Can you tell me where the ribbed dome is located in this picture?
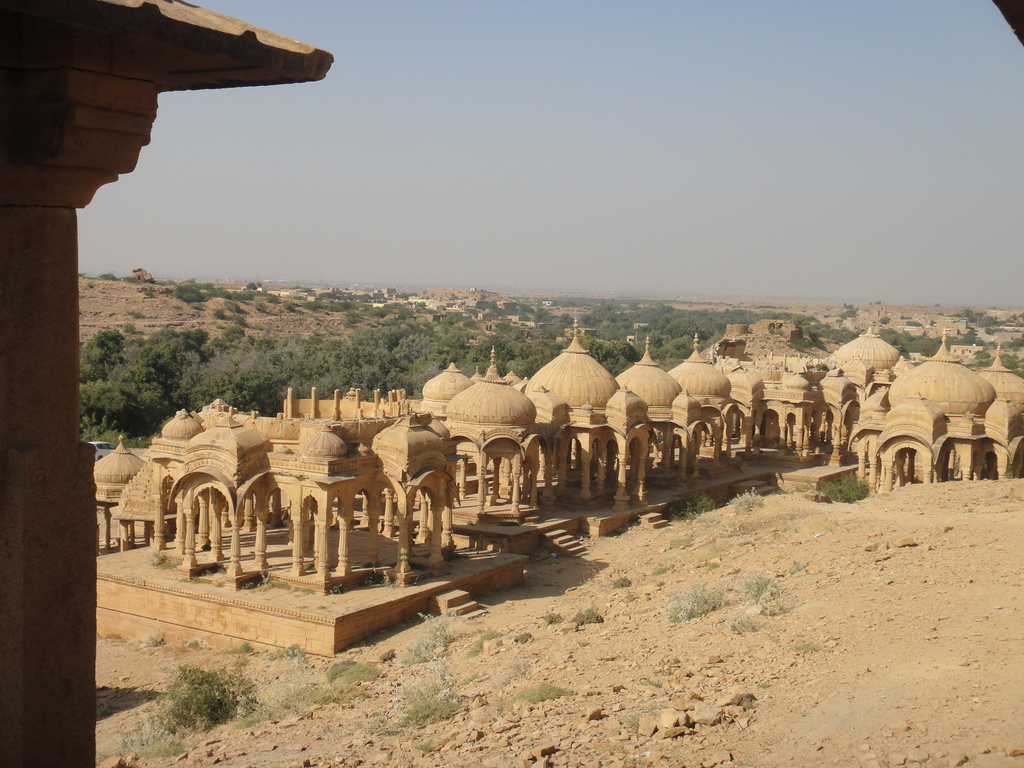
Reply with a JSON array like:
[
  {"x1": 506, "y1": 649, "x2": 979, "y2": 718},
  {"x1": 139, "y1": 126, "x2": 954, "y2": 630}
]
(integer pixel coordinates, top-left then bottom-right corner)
[
  {"x1": 667, "y1": 335, "x2": 732, "y2": 399},
  {"x1": 979, "y1": 347, "x2": 1024, "y2": 406},
  {"x1": 615, "y1": 339, "x2": 681, "y2": 409},
  {"x1": 447, "y1": 351, "x2": 537, "y2": 426},
  {"x1": 888, "y1": 335, "x2": 996, "y2": 417},
  {"x1": 782, "y1": 372, "x2": 812, "y2": 391},
  {"x1": 187, "y1": 413, "x2": 269, "y2": 455},
  {"x1": 422, "y1": 363, "x2": 473, "y2": 403},
  {"x1": 161, "y1": 409, "x2": 204, "y2": 440},
  {"x1": 727, "y1": 368, "x2": 764, "y2": 399},
  {"x1": 526, "y1": 330, "x2": 619, "y2": 409},
  {"x1": 504, "y1": 370, "x2": 523, "y2": 386},
  {"x1": 832, "y1": 328, "x2": 900, "y2": 372},
  {"x1": 303, "y1": 423, "x2": 346, "y2": 458},
  {"x1": 94, "y1": 436, "x2": 145, "y2": 486}
]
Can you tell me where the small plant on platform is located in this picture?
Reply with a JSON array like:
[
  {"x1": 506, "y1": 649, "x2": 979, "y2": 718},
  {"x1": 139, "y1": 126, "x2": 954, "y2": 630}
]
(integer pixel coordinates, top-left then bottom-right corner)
[
  {"x1": 733, "y1": 490, "x2": 765, "y2": 512},
  {"x1": 666, "y1": 583, "x2": 727, "y2": 623},
  {"x1": 147, "y1": 549, "x2": 167, "y2": 567},
  {"x1": 820, "y1": 474, "x2": 871, "y2": 503},
  {"x1": 401, "y1": 613, "x2": 461, "y2": 664}
]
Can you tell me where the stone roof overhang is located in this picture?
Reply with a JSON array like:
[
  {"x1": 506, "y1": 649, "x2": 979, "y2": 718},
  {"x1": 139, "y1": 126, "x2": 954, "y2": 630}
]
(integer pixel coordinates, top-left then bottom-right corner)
[{"x1": 0, "y1": 0, "x2": 333, "y2": 90}]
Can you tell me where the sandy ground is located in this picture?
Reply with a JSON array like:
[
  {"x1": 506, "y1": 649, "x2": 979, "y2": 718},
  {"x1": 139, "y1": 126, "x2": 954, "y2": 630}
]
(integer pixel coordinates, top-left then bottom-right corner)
[{"x1": 96, "y1": 479, "x2": 1024, "y2": 768}]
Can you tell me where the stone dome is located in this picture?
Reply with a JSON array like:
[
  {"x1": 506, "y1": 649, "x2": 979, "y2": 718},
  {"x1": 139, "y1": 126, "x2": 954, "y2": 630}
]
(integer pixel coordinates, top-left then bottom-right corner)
[
  {"x1": 447, "y1": 352, "x2": 537, "y2": 427},
  {"x1": 832, "y1": 328, "x2": 901, "y2": 372},
  {"x1": 782, "y1": 372, "x2": 812, "y2": 391},
  {"x1": 504, "y1": 370, "x2": 523, "y2": 386},
  {"x1": 727, "y1": 368, "x2": 764, "y2": 400},
  {"x1": 187, "y1": 413, "x2": 269, "y2": 456},
  {"x1": 161, "y1": 409, "x2": 204, "y2": 440},
  {"x1": 302, "y1": 423, "x2": 346, "y2": 458},
  {"x1": 979, "y1": 348, "x2": 1024, "y2": 406},
  {"x1": 525, "y1": 329, "x2": 619, "y2": 409},
  {"x1": 888, "y1": 335, "x2": 996, "y2": 418},
  {"x1": 94, "y1": 436, "x2": 145, "y2": 486},
  {"x1": 667, "y1": 335, "x2": 732, "y2": 400},
  {"x1": 615, "y1": 339, "x2": 681, "y2": 409},
  {"x1": 422, "y1": 363, "x2": 473, "y2": 403}
]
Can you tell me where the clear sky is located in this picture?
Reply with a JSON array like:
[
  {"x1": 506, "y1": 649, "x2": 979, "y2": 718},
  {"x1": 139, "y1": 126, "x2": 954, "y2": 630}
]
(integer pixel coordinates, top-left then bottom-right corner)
[{"x1": 78, "y1": 1, "x2": 1024, "y2": 306}]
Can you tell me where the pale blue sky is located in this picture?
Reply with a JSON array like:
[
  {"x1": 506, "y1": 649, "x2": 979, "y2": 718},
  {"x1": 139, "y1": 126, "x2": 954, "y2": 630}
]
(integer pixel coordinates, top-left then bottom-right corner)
[{"x1": 79, "y1": 1, "x2": 1024, "y2": 306}]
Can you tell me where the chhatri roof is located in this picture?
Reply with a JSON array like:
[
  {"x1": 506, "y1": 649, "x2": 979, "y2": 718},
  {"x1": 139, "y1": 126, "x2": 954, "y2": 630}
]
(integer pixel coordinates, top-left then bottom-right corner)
[
  {"x1": 94, "y1": 436, "x2": 145, "y2": 486},
  {"x1": 832, "y1": 328, "x2": 901, "y2": 372},
  {"x1": 888, "y1": 332, "x2": 996, "y2": 418},
  {"x1": 667, "y1": 335, "x2": 732, "y2": 400},
  {"x1": 161, "y1": 409, "x2": 204, "y2": 440},
  {"x1": 978, "y1": 346, "x2": 1024, "y2": 406},
  {"x1": 422, "y1": 363, "x2": 474, "y2": 403},
  {"x1": 447, "y1": 349, "x2": 537, "y2": 427},
  {"x1": 615, "y1": 337, "x2": 681, "y2": 409},
  {"x1": 525, "y1": 321, "x2": 619, "y2": 409}
]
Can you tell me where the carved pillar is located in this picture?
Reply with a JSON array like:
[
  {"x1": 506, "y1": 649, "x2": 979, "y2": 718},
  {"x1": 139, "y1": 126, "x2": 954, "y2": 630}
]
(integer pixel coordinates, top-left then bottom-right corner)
[
  {"x1": 103, "y1": 510, "x2": 112, "y2": 553},
  {"x1": 395, "y1": 502, "x2": 412, "y2": 582},
  {"x1": 243, "y1": 495, "x2": 256, "y2": 533},
  {"x1": 442, "y1": 491, "x2": 455, "y2": 551},
  {"x1": 197, "y1": 492, "x2": 210, "y2": 549},
  {"x1": 613, "y1": 442, "x2": 630, "y2": 511},
  {"x1": 367, "y1": 492, "x2": 380, "y2": 566},
  {"x1": 635, "y1": 433, "x2": 648, "y2": 503},
  {"x1": 175, "y1": 499, "x2": 186, "y2": 556},
  {"x1": 290, "y1": 509, "x2": 306, "y2": 576},
  {"x1": 579, "y1": 440, "x2": 592, "y2": 502},
  {"x1": 181, "y1": 502, "x2": 198, "y2": 572},
  {"x1": 542, "y1": 446, "x2": 557, "y2": 505},
  {"x1": 210, "y1": 494, "x2": 223, "y2": 561},
  {"x1": 457, "y1": 459, "x2": 467, "y2": 505},
  {"x1": 336, "y1": 497, "x2": 351, "y2": 577},
  {"x1": 477, "y1": 448, "x2": 489, "y2": 515},
  {"x1": 383, "y1": 489, "x2": 397, "y2": 537},
  {"x1": 254, "y1": 511, "x2": 269, "y2": 572},
  {"x1": 153, "y1": 488, "x2": 166, "y2": 551},
  {"x1": 316, "y1": 508, "x2": 330, "y2": 579},
  {"x1": 511, "y1": 453, "x2": 523, "y2": 515},
  {"x1": 227, "y1": 505, "x2": 243, "y2": 578},
  {"x1": 428, "y1": 493, "x2": 444, "y2": 572}
]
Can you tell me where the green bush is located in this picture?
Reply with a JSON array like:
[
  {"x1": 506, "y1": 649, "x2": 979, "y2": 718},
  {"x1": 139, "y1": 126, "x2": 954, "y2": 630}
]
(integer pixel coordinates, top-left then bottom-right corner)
[
  {"x1": 732, "y1": 490, "x2": 765, "y2": 512},
  {"x1": 514, "y1": 683, "x2": 574, "y2": 704},
  {"x1": 663, "y1": 495, "x2": 717, "y2": 521},
  {"x1": 666, "y1": 583, "x2": 727, "y2": 623},
  {"x1": 162, "y1": 665, "x2": 258, "y2": 732},
  {"x1": 466, "y1": 631, "x2": 502, "y2": 658},
  {"x1": 401, "y1": 613, "x2": 461, "y2": 664},
  {"x1": 400, "y1": 662, "x2": 460, "y2": 726},
  {"x1": 820, "y1": 473, "x2": 870, "y2": 503},
  {"x1": 326, "y1": 662, "x2": 381, "y2": 685},
  {"x1": 570, "y1": 606, "x2": 604, "y2": 627}
]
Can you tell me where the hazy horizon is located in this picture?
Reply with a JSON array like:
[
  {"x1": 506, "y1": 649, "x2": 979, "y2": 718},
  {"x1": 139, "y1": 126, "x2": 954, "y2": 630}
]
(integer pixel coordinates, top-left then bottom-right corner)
[{"x1": 78, "y1": 1, "x2": 1024, "y2": 307}]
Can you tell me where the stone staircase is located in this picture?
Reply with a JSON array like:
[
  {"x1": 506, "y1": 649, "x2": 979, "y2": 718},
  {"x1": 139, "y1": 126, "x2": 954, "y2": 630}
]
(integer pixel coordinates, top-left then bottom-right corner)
[
  {"x1": 429, "y1": 589, "x2": 487, "y2": 619},
  {"x1": 542, "y1": 528, "x2": 587, "y2": 557},
  {"x1": 639, "y1": 511, "x2": 670, "y2": 529},
  {"x1": 730, "y1": 478, "x2": 776, "y2": 498},
  {"x1": 117, "y1": 466, "x2": 161, "y2": 520}
]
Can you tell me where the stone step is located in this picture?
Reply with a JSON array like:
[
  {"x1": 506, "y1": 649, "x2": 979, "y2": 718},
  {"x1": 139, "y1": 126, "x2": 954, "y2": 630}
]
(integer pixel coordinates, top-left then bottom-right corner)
[
  {"x1": 542, "y1": 528, "x2": 587, "y2": 557},
  {"x1": 639, "y1": 512, "x2": 670, "y2": 529},
  {"x1": 522, "y1": 515, "x2": 540, "y2": 525},
  {"x1": 429, "y1": 589, "x2": 474, "y2": 614},
  {"x1": 459, "y1": 607, "x2": 489, "y2": 620}
]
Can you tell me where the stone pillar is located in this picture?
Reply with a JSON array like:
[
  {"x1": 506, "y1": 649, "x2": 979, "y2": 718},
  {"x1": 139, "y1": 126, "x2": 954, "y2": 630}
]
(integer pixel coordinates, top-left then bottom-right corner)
[
  {"x1": 579, "y1": 443, "x2": 592, "y2": 502},
  {"x1": 227, "y1": 506, "x2": 243, "y2": 578},
  {"x1": 613, "y1": 444, "x2": 630, "y2": 511},
  {"x1": 243, "y1": 496, "x2": 256, "y2": 533},
  {"x1": 442, "y1": 492, "x2": 455, "y2": 551},
  {"x1": 635, "y1": 433, "x2": 648, "y2": 503},
  {"x1": 336, "y1": 501, "x2": 351, "y2": 577},
  {"x1": 395, "y1": 505, "x2": 412, "y2": 582},
  {"x1": 103, "y1": 510, "x2": 112, "y2": 553},
  {"x1": 290, "y1": 512, "x2": 306, "y2": 577},
  {"x1": 428, "y1": 494, "x2": 444, "y2": 572},
  {"x1": 181, "y1": 505, "x2": 198, "y2": 572},
  {"x1": 253, "y1": 513, "x2": 269, "y2": 572},
  {"x1": 195, "y1": 492, "x2": 209, "y2": 549},
  {"x1": 457, "y1": 459, "x2": 467, "y2": 505},
  {"x1": 857, "y1": 447, "x2": 867, "y2": 480},
  {"x1": 542, "y1": 447, "x2": 557, "y2": 505},
  {"x1": 381, "y1": 490, "x2": 394, "y2": 537},
  {"x1": 511, "y1": 453, "x2": 523, "y2": 515},
  {"x1": 175, "y1": 501, "x2": 186, "y2": 556},
  {"x1": 316, "y1": 513, "x2": 330, "y2": 579},
  {"x1": 210, "y1": 495, "x2": 223, "y2": 561},
  {"x1": 477, "y1": 449, "x2": 489, "y2": 516},
  {"x1": 367, "y1": 493, "x2": 380, "y2": 566}
]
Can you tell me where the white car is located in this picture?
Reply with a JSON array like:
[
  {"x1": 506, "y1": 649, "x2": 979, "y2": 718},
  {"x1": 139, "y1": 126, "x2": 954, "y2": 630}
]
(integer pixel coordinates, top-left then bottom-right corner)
[{"x1": 88, "y1": 441, "x2": 117, "y2": 461}]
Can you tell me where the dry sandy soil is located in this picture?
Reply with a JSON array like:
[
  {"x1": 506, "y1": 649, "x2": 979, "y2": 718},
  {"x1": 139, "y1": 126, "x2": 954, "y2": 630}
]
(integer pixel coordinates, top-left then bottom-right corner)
[{"x1": 96, "y1": 480, "x2": 1024, "y2": 768}]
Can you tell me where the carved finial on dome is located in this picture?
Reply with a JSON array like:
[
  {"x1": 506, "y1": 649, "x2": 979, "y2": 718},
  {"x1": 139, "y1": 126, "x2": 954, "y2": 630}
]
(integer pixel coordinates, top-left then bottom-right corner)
[
  {"x1": 573, "y1": 316, "x2": 580, "y2": 338},
  {"x1": 990, "y1": 345, "x2": 1009, "y2": 371},
  {"x1": 490, "y1": 346, "x2": 496, "y2": 367},
  {"x1": 693, "y1": 333, "x2": 700, "y2": 352},
  {"x1": 645, "y1": 336, "x2": 651, "y2": 354}
]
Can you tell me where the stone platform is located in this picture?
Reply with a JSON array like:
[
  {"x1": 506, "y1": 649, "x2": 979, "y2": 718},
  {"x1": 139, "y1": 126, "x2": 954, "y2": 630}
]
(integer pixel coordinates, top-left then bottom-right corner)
[{"x1": 97, "y1": 545, "x2": 525, "y2": 656}]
